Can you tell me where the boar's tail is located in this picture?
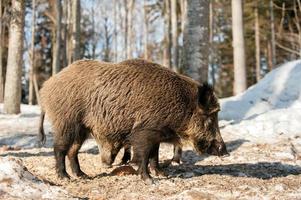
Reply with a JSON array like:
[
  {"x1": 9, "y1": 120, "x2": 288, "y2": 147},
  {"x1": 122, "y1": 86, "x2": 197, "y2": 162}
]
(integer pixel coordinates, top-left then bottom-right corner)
[{"x1": 38, "y1": 110, "x2": 46, "y2": 147}]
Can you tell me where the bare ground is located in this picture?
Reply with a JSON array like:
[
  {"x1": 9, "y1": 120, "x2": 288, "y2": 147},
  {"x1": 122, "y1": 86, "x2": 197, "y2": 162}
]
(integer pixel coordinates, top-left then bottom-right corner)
[{"x1": 1, "y1": 129, "x2": 301, "y2": 200}]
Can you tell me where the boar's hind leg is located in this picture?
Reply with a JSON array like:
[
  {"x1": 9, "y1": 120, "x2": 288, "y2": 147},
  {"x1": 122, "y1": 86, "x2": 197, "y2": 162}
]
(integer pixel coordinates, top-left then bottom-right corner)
[
  {"x1": 53, "y1": 129, "x2": 72, "y2": 179},
  {"x1": 67, "y1": 126, "x2": 89, "y2": 178}
]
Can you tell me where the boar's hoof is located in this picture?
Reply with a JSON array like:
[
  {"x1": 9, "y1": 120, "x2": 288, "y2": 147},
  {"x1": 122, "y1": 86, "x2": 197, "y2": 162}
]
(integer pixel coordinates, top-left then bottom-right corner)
[
  {"x1": 75, "y1": 171, "x2": 89, "y2": 179},
  {"x1": 151, "y1": 167, "x2": 166, "y2": 177},
  {"x1": 142, "y1": 176, "x2": 154, "y2": 185},
  {"x1": 57, "y1": 172, "x2": 71, "y2": 180},
  {"x1": 118, "y1": 159, "x2": 129, "y2": 166},
  {"x1": 161, "y1": 159, "x2": 180, "y2": 168},
  {"x1": 170, "y1": 158, "x2": 181, "y2": 165}
]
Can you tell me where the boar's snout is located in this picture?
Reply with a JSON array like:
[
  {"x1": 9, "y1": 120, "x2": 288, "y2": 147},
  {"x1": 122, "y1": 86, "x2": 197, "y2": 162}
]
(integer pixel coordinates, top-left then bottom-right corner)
[{"x1": 207, "y1": 139, "x2": 229, "y2": 157}]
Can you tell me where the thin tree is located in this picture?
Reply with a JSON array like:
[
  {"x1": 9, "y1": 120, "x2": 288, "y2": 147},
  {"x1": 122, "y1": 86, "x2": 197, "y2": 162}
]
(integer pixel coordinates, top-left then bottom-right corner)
[
  {"x1": 52, "y1": 0, "x2": 62, "y2": 75},
  {"x1": 72, "y1": 0, "x2": 81, "y2": 61},
  {"x1": 124, "y1": 0, "x2": 128, "y2": 59},
  {"x1": 270, "y1": 0, "x2": 276, "y2": 67},
  {"x1": 29, "y1": 0, "x2": 36, "y2": 105},
  {"x1": 114, "y1": 0, "x2": 118, "y2": 61},
  {"x1": 163, "y1": 0, "x2": 171, "y2": 68},
  {"x1": 0, "y1": 0, "x2": 3, "y2": 103},
  {"x1": 61, "y1": 0, "x2": 68, "y2": 67},
  {"x1": 171, "y1": 0, "x2": 178, "y2": 71},
  {"x1": 143, "y1": 0, "x2": 149, "y2": 60},
  {"x1": 4, "y1": 0, "x2": 25, "y2": 114},
  {"x1": 127, "y1": 0, "x2": 135, "y2": 59},
  {"x1": 255, "y1": 0, "x2": 261, "y2": 81},
  {"x1": 232, "y1": 0, "x2": 247, "y2": 94},
  {"x1": 183, "y1": 0, "x2": 209, "y2": 82},
  {"x1": 209, "y1": 0, "x2": 215, "y2": 86}
]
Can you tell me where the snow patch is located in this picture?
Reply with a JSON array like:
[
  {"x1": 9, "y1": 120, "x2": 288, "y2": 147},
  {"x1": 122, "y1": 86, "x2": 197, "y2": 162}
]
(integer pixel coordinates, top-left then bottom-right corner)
[
  {"x1": 0, "y1": 157, "x2": 73, "y2": 199},
  {"x1": 220, "y1": 60, "x2": 301, "y2": 142}
]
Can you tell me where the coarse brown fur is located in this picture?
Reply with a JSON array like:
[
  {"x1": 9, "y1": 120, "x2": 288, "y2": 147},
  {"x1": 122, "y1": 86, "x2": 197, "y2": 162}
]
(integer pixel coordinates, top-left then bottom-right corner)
[{"x1": 39, "y1": 58, "x2": 228, "y2": 182}]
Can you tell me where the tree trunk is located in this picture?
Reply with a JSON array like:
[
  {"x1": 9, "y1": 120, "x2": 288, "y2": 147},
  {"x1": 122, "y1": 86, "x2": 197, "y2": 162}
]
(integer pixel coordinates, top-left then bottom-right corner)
[
  {"x1": 72, "y1": 0, "x2": 80, "y2": 61},
  {"x1": 270, "y1": 0, "x2": 276, "y2": 67},
  {"x1": 114, "y1": 0, "x2": 118, "y2": 62},
  {"x1": 124, "y1": 0, "x2": 128, "y2": 59},
  {"x1": 52, "y1": 0, "x2": 62, "y2": 75},
  {"x1": 163, "y1": 0, "x2": 171, "y2": 68},
  {"x1": 209, "y1": 0, "x2": 215, "y2": 86},
  {"x1": 4, "y1": 0, "x2": 25, "y2": 114},
  {"x1": 143, "y1": 0, "x2": 148, "y2": 60},
  {"x1": 232, "y1": 0, "x2": 247, "y2": 94},
  {"x1": 103, "y1": 18, "x2": 110, "y2": 62},
  {"x1": 267, "y1": 40, "x2": 273, "y2": 71},
  {"x1": 61, "y1": 0, "x2": 68, "y2": 67},
  {"x1": 255, "y1": 1, "x2": 261, "y2": 81},
  {"x1": 0, "y1": 0, "x2": 4, "y2": 103},
  {"x1": 171, "y1": 0, "x2": 178, "y2": 71},
  {"x1": 127, "y1": 0, "x2": 134, "y2": 59},
  {"x1": 29, "y1": 0, "x2": 36, "y2": 105},
  {"x1": 67, "y1": 1, "x2": 72, "y2": 64},
  {"x1": 183, "y1": 0, "x2": 209, "y2": 83}
]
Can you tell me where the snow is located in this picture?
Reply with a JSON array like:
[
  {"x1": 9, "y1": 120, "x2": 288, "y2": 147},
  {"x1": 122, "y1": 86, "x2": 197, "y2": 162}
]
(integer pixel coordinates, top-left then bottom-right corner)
[
  {"x1": 220, "y1": 60, "x2": 301, "y2": 142},
  {"x1": 0, "y1": 157, "x2": 73, "y2": 199}
]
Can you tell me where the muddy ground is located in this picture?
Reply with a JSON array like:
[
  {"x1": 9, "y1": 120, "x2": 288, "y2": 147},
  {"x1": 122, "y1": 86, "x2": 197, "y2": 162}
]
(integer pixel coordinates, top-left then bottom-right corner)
[{"x1": 1, "y1": 128, "x2": 301, "y2": 200}]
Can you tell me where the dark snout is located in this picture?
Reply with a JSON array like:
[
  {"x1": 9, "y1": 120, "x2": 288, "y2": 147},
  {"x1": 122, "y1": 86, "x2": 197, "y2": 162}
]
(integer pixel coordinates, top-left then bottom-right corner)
[{"x1": 207, "y1": 139, "x2": 229, "y2": 157}]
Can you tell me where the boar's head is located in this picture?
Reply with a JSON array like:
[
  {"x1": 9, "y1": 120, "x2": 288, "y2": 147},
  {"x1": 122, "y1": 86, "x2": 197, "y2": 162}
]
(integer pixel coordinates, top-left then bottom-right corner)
[{"x1": 185, "y1": 83, "x2": 229, "y2": 157}]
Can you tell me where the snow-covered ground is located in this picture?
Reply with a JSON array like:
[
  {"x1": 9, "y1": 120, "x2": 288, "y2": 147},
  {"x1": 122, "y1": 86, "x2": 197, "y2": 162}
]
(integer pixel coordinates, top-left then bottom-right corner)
[
  {"x1": 0, "y1": 60, "x2": 301, "y2": 199},
  {"x1": 220, "y1": 60, "x2": 301, "y2": 143},
  {"x1": 0, "y1": 157, "x2": 74, "y2": 199}
]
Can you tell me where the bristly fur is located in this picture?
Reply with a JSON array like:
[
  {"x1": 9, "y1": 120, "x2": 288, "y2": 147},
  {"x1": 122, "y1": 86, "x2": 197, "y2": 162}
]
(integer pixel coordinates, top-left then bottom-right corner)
[{"x1": 39, "y1": 58, "x2": 222, "y2": 179}]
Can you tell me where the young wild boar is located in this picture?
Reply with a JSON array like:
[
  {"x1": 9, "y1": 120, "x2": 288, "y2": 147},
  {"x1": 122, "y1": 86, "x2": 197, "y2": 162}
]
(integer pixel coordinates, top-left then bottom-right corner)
[{"x1": 38, "y1": 59, "x2": 228, "y2": 183}]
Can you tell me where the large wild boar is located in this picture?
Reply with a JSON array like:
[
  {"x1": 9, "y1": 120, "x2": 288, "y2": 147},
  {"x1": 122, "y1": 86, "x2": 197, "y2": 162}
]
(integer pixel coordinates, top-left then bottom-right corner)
[{"x1": 38, "y1": 59, "x2": 228, "y2": 183}]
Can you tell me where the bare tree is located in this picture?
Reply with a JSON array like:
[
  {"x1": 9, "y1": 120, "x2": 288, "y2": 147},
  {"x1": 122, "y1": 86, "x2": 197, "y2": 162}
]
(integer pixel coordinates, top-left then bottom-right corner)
[
  {"x1": 127, "y1": 0, "x2": 135, "y2": 59},
  {"x1": 29, "y1": 0, "x2": 36, "y2": 105},
  {"x1": 232, "y1": 0, "x2": 247, "y2": 94},
  {"x1": 143, "y1": 0, "x2": 149, "y2": 60},
  {"x1": 61, "y1": 0, "x2": 68, "y2": 67},
  {"x1": 255, "y1": 0, "x2": 261, "y2": 81},
  {"x1": 171, "y1": 0, "x2": 178, "y2": 71},
  {"x1": 183, "y1": 0, "x2": 209, "y2": 82},
  {"x1": 103, "y1": 17, "x2": 112, "y2": 62},
  {"x1": 4, "y1": 0, "x2": 25, "y2": 114},
  {"x1": 270, "y1": 0, "x2": 276, "y2": 67},
  {"x1": 124, "y1": 0, "x2": 128, "y2": 59},
  {"x1": 52, "y1": 0, "x2": 62, "y2": 75},
  {"x1": 114, "y1": 0, "x2": 118, "y2": 61},
  {"x1": 72, "y1": 0, "x2": 81, "y2": 61},
  {"x1": 0, "y1": 0, "x2": 3, "y2": 103},
  {"x1": 163, "y1": 0, "x2": 171, "y2": 68}
]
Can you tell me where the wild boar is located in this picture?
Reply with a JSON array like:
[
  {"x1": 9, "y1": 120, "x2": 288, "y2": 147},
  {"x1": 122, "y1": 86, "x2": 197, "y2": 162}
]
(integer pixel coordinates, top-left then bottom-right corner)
[{"x1": 38, "y1": 59, "x2": 228, "y2": 183}]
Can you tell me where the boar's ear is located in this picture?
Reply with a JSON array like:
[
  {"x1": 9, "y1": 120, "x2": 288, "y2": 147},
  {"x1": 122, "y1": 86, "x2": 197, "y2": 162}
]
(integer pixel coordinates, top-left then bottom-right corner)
[{"x1": 197, "y1": 83, "x2": 216, "y2": 109}]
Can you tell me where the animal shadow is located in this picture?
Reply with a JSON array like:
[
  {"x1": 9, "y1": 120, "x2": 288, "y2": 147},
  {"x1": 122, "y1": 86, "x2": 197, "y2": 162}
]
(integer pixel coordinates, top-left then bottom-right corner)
[{"x1": 165, "y1": 162, "x2": 301, "y2": 180}]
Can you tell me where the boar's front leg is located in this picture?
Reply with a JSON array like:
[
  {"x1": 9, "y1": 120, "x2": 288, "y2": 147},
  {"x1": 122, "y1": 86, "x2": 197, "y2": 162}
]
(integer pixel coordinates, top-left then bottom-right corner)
[
  {"x1": 131, "y1": 129, "x2": 161, "y2": 184},
  {"x1": 119, "y1": 145, "x2": 131, "y2": 165},
  {"x1": 171, "y1": 144, "x2": 182, "y2": 164},
  {"x1": 149, "y1": 143, "x2": 166, "y2": 176}
]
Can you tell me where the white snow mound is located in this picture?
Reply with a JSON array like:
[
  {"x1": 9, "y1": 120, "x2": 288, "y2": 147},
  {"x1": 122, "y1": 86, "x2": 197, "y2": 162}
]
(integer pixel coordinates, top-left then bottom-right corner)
[
  {"x1": 220, "y1": 60, "x2": 301, "y2": 141},
  {"x1": 0, "y1": 157, "x2": 73, "y2": 199}
]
